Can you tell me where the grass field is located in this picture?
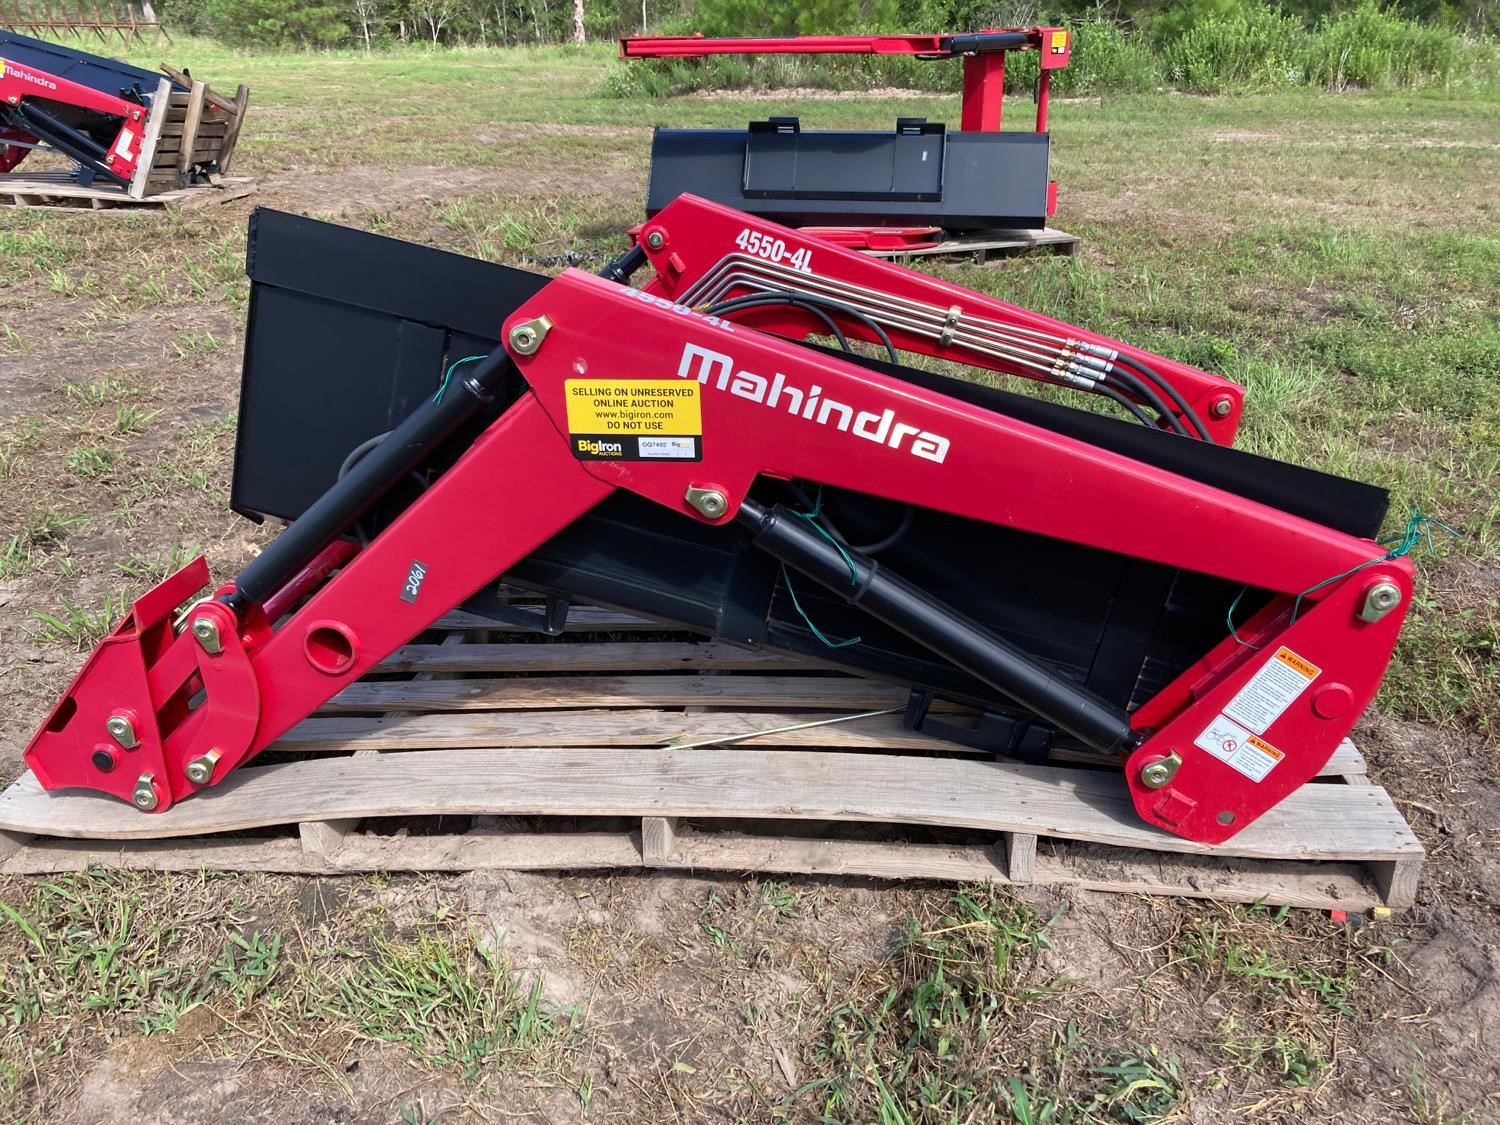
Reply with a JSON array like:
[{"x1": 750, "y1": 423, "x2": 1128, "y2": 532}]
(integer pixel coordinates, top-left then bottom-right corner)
[{"x1": 0, "y1": 43, "x2": 1496, "y2": 1123}]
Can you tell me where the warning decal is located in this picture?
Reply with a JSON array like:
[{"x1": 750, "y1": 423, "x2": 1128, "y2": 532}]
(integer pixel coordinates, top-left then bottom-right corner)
[
  {"x1": 564, "y1": 380, "x2": 702, "y2": 462},
  {"x1": 1194, "y1": 714, "x2": 1285, "y2": 782},
  {"x1": 1222, "y1": 646, "x2": 1321, "y2": 734}
]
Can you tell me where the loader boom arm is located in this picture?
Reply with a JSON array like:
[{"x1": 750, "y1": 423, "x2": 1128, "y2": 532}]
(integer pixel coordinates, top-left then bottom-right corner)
[{"x1": 23, "y1": 202, "x2": 1412, "y2": 846}]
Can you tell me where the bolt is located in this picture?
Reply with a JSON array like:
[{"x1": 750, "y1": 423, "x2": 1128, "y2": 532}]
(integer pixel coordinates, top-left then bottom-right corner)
[
  {"x1": 105, "y1": 154, "x2": 115, "y2": 164},
  {"x1": 185, "y1": 748, "x2": 222, "y2": 785},
  {"x1": 1139, "y1": 751, "x2": 1181, "y2": 791},
  {"x1": 645, "y1": 230, "x2": 665, "y2": 250},
  {"x1": 91, "y1": 748, "x2": 118, "y2": 773},
  {"x1": 1216, "y1": 810, "x2": 1236, "y2": 826},
  {"x1": 1359, "y1": 581, "x2": 1403, "y2": 623},
  {"x1": 685, "y1": 486, "x2": 728, "y2": 520},
  {"x1": 132, "y1": 772, "x2": 159, "y2": 811},
  {"x1": 191, "y1": 616, "x2": 222, "y2": 654},
  {"x1": 508, "y1": 315, "x2": 552, "y2": 357},
  {"x1": 105, "y1": 712, "x2": 139, "y2": 749},
  {"x1": 1210, "y1": 397, "x2": 1233, "y2": 419}
]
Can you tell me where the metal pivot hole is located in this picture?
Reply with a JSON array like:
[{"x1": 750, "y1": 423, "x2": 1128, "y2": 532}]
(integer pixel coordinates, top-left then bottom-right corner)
[
  {"x1": 132, "y1": 773, "x2": 159, "y2": 811},
  {"x1": 508, "y1": 315, "x2": 553, "y2": 357},
  {"x1": 185, "y1": 748, "x2": 222, "y2": 785},
  {"x1": 1210, "y1": 397, "x2": 1234, "y2": 419},
  {"x1": 1359, "y1": 581, "x2": 1402, "y2": 623},
  {"x1": 1139, "y1": 751, "x2": 1181, "y2": 790},
  {"x1": 645, "y1": 229, "x2": 666, "y2": 250},
  {"x1": 685, "y1": 486, "x2": 729, "y2": 520},
  {"x1": 191, "y1": 616, "x2": 223, "y2": 654},
  {"x1": 105, "y1": 712, "x2": 138, "y2": 749}
]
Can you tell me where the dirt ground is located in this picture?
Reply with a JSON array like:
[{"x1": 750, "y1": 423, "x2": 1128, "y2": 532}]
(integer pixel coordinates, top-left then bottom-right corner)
[{"x1": 0, "y1": 58, "x2": 1497, "y2": 1123}]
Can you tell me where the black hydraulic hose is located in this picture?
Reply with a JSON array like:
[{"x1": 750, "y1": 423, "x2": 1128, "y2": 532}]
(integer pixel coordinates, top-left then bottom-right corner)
[
  {"x1": 1106, "y1": 364, "x2": 1193, "y2": 438},
  {"x1": 1113, "y1": 352, "x2": 1214, "y2": 442},
  {"x1": 845, "y1": 504, "x2": 914, "y2": 555},
  {"x1": 737, "y1": 499, "x2": 1140, "y2": 755},
  {"x1": 708, "y1": 294, "x2": 849, "y2": 352},
  {"x1": 710, "y1": 291, "x2": 901, "y2": 363},
  {"x1": 1095, "y1": 385, "x2": 1158, "y2": 428}
]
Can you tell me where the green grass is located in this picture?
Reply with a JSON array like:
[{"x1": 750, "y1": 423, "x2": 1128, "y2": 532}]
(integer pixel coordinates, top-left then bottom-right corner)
[{"x1": 0, "y1": 869, "x2": 578, "y2": 1112}]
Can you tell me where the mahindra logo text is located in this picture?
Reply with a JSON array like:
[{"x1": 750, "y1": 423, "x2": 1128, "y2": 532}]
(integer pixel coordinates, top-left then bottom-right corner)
[
  {"x1": 677, "y1": 343, "x2": 950, "y2": 464},
  {"x1": 2, "y1": 63, "x2": 58, "y2": 91}
]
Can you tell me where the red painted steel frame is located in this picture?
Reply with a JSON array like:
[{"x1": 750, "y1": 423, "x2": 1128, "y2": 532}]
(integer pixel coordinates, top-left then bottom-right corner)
[
  {"x1": 636, "y1": 195, "x2": 1244, "y2": 442},
  {"x1": 23, "y1": 210, "x2": 1408, "y2": 846},
  {"x1": 621, "y1": 29, "x2": 1070, "y2": 137},
  {"x1": 0, "y1": 55, "x2": 146, "y2": 176}
]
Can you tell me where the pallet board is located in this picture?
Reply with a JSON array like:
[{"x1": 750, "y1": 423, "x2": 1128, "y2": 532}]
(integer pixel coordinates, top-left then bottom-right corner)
[
  {"x1": 0, "y1": 171, "x2": 255, "y2": 211},
  {"x1": 0, "y1": 609, "x2": 1422, "y2": 911}
]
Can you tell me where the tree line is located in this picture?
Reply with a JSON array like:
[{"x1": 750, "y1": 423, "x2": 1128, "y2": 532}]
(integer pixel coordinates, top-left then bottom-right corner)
[{"x1": 142, "y1": 0, "x2": 1496, "y2": 49}]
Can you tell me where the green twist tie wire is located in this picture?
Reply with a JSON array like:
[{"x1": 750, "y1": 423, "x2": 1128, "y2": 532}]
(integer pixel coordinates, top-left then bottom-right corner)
[
  {"x1": 1227, "y1": 504, "x2": 1459, "y2": 650},
  {"x1": 783, "y1": 484, "x2": 861, "y2": 649},
  {"x1": 433, "y1": 355, "x2": 487, "y2": 404}
]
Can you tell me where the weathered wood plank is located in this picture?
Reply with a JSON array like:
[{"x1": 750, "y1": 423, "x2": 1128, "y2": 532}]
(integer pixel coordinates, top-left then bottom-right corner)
[
  {"x1": 176, "y1": 79, "x2": 207, "y2": 175},
  {"x1": 0, "y1": 748, "x2": 1422, "y2": 862},
  {"x1": 298, "y1": 817, "x2": 359, "y2": 857},
  {"x1": 218, "y1": 84, "x2": 250, "y2": 173},
  {"x1": 130, "y1": 76, "x2": 172, "y2": 199},
  {"x1": 0, "y1": 174, "x2": 254, "y2": 207},
  {"x1": 1371, "y1": 856, "x2": 1423, "y2": 909},
  {"x1": 1006, "y1": 833, "x2": 1037, "y2": 881},
  {"x1": 667, "y1": 830, "x2": 1011, "y2": 884},
  {"x1": 1, "y1": 831, "x2": 642, "y2": 875},
  {"x1": 278, "y1": 709, "x2": 940, "y2": 753},
  {"x1": 323, "y1": 673, "x2": 916, "y2": 713},
  {"x1": 641, "y1": 816, "x2": 678, "y2": 862},
  {"x1": 377, "y1": 641, "x2": 825, "y2": 674}
]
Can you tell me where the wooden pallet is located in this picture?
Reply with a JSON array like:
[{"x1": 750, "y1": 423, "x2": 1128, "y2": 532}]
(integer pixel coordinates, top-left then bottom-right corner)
[
  {"x1": 134, "y1": 68, "x2": 250, "y2": 197},
  {"x1": 865, "y1": 228, "x2": 1081, "y2": 264},
  {"x1": 0, "y1": 63, "x2": 249, "y2": 208},
  {"x1": 0, "y1": 171, "x2": 255, "y2": 211},
  {"x1": 0, "y1": 606, "x2": 1423, "y2": 911}
]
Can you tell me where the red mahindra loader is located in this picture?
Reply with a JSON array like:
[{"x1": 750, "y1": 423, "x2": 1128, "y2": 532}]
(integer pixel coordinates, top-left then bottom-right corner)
[{"x1": 21, "y1": 197, "x2": 1415, "y2": 846}]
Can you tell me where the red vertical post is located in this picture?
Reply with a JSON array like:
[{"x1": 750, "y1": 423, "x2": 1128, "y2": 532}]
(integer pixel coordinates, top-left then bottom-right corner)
[
  {"x1": 1036, "y1": 67, "x2": 1051, "y2": 133},
  {"x1": 959, "y1": 51, "x2": 1005, "y2": 132}
]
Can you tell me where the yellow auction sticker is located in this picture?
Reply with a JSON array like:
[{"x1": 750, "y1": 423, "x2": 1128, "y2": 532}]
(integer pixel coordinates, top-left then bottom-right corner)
[{"x1": 564, "y1": 380, "x2": 702, "y2": 461}]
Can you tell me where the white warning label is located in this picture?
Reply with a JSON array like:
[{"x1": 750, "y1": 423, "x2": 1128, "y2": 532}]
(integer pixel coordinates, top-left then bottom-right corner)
[
  {"x1": 1222, "y1": 646, "x2": 1320, "y2": 734},
  {"x1": 1194, "y1": 713, "x2": 1285, "y2": 782}
]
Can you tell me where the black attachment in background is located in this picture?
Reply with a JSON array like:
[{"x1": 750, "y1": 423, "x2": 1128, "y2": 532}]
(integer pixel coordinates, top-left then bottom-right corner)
[{"x1": 232, "y1": 208, "x2": 548, "y2": 524}]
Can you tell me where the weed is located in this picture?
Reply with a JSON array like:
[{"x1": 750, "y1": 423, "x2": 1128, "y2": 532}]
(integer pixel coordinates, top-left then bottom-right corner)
[
  {"x1": 32, "y1": 591, "x2": 128, "y2": 649},
  {"x1": 0, "y1": 509, "x2": 86, "y2": 579},
  {"x1": 116, "y1": 543, "x2": 200, "y2": 583},
  {"x1": 65, "y1": 375, "x2": 132, "y2": 406},
  {"x1": 211, "y1": 930, "x2": 282, "y2": 1007},
  {"x1": 114, "y1": 404, "x2": 163, "y2": 436},
  {"x1": 1214, "y1": 1016, "x2": 1327, "y2": 1086},
  {"x1": 1093, "y1": 1048, "x2": 1186, "y2": 1120},
  {"x1": 314, "y1": 926, "x2": 562, "y2": 1079},
  {"x1": 173, "y1": 330, "x2": 222, "y2": 360},
  {"x1": 65, "y1": 446, "x2": 113, "y2": 479}
]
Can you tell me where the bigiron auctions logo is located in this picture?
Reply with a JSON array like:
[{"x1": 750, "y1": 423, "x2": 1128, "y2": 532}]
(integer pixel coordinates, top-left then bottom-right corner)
[
  {"x1": 576, "y1": 438, "x2": 624, "y2": 457},
  {"x1": 676, "y1": 342, "x2": 951, "y2": 464}
]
